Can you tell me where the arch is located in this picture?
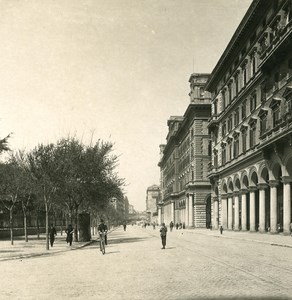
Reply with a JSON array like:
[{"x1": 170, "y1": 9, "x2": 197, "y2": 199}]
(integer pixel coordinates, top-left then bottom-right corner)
[
  {"x1": 282, "y1": 152, "x2": 292, "y2": 176},
  {"x1": 270, "y1": 161, "x2": 282, "y2": 180},
  {"x1": 249, "y1": 166, "x2": 258, "y2": 186},
  {"x1": 258, "y1": 162, "x2": 269, "y2": 183},
  {"x1": 221, "y1": 179, "x2": 228, "y2": 194},
  {"x1": 227, "y1": 177, "x2": 234, "y2": 193},
  {"x1": 205, "y1": 194, "x2": 212, "y2": 229},
  {"x1": 250, "y1": 171, "x2": 259, "y2": 187},
  {"x1": 235, "y1": 178, "x2": 241, "y2": 191},
  {"x1": 241, "y1": 170, "x2": 249, "y2": 189}
]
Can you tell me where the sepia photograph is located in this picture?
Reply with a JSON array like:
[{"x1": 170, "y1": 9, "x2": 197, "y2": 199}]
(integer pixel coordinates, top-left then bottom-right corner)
[{"x1": 0, "y1": 0, "x2": 292, "y2": 299}]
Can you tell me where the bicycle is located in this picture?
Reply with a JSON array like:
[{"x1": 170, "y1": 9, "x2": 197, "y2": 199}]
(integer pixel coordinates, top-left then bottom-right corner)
[{"x1": 99, "y1": 231, "x2": 107, "y2": 255}]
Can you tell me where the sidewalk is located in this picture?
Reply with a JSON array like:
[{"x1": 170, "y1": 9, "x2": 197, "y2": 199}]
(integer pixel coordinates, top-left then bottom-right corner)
[
  {"x1": 0, "y1": 233, "x2": 96, "y2": 262},
  {"x1": 180, "y1": 227, "x2": 292, "y2": 248}
]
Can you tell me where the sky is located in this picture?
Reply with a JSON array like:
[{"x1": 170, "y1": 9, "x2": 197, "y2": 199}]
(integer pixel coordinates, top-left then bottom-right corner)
[{"x1": 0, "y1": 0, "x2": 252, "y2": 211}]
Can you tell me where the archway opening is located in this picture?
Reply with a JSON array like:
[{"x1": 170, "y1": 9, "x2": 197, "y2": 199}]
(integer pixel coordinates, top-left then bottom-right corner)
[
  {"x1": 206, "y1": 195, "x2": 211, "y2": 229},
  {"x1": 251, "y1": 172, "x2": 259, "y2": 231},
  {"x1": 261, "y1": 167, "x2": 270, "y2": 231},
  {"x1": 273, "y1": 163, "x2": 283, "y2": 232}
]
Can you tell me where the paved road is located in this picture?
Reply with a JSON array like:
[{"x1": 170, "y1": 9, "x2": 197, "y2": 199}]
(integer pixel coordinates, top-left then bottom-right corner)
[{"x1": 1, "y1": 226, "x2": 292, "y2": 299}]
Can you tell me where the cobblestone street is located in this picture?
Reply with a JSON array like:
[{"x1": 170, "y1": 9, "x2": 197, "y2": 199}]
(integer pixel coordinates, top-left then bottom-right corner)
[{"x1": 1, "y1": 226, "x2": 292, "y2": 299}]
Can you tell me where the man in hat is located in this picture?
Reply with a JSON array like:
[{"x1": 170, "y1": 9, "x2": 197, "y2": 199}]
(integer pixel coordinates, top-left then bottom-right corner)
[{"x1": 98, "y1": 219, "x2": 108, "y2": 245}]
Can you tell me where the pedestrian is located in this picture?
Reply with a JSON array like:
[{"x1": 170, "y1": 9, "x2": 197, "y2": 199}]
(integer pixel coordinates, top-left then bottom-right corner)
[
  {"x1": 123, "y1": 223, "x2": 127, "y2": 231},
  {"x1": 179, "y1": 222, "x2": 182, "y2": 229},
  {"x1": 160, "y1": 223, "x2": 167, "y2": 249},
  {"x1": 220, "y1": 225, "x2": 223, "y2": 235},
  {"x1": 49, "y1": 224, "x2": 57, "y2": 247},
  {"x1": 182, "y1": 222, "x2": 185, "y2": 229},
  {"x1": 170, "y1": 221, "x2": 174, "y2": 232},
  {"x1": 65, "y1": 224, "x2": 74, "y2": 246},
  {"x1": 175, "y1": 223, "x2": 179, "y2": 230},
  {"x1": 152, "y1": 222, "x2": 156, "y2": 230}
]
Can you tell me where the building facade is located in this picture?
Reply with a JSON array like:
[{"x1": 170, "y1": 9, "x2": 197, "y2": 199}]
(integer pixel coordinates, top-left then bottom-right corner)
[
  {"x1": 158, "y1": 73, "x2": 212, "y2": 228},
  {"x1": 207, "y1": 0, "x2": 292, "y2": 234},
  {"x1": 146, "y1": 184, "x2": 160, "y2": 224}
]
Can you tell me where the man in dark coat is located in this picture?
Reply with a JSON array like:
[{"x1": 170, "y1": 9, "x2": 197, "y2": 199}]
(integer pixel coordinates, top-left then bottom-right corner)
[
  {"x1": 49, "y1": 224, "x2": 57, "y2": 247},
  {"x1": 160, "y1": 223, "x2": 167, "y2": 249},
  {"x1": 98, "y1": 219, "x2": 108, "y2": 245},
  {"x1": 66, "y1": 224, "x2": 74, "y2": 246}
]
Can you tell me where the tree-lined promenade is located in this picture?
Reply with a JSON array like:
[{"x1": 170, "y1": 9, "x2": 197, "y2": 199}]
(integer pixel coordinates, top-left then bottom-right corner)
[{"x1": 0, "y1": 136, "x2": 125, "y2": 250}]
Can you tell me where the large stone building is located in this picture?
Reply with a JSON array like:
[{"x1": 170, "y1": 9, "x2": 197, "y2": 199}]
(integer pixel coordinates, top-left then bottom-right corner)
[
  {"x1": 207, "y1": 0, "x2": 292, "y2": 234},
  {"x1": 146, "y1": 184, "x2": 160, "y2": 224},
  {"x1": 158, "y1": 73, "x2": 211, "y2": 228}
]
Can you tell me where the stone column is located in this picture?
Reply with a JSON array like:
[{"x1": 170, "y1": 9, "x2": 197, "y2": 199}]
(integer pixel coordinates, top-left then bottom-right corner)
[
  {"x1": 282, "y1": 176, "x2": 292, "y2": 234},
  {"x1": 258, "y1": 183, "x2": 268, "y2": 233},
  {"x1": 228, "y1": 194, "x2": 233, "y2": 230},
  {"x1": 241, "y1": 189, "x2": 248, "y2": 231},
  {"x1": 171, "y1": 200, "x2": 175, "y2": 225},
  {"x1": 158, "y1": 204, "x2": 162, "y2": 226},
  {"x1": 249, "y1": 186, "x2": 257, "y2": 232},
  {"x1": 185, "y1": 195, "x2": 189, "y2": 227},
  {"x1": 269, "y1": 180, "x2": 278, "y2": 233},
  {"x1": 213, "y1": 197, "x2": 219, "y2": 230},
  {"x1": 234, "y1": 192, "x2": 240, "y2": 231},
  {"x1": 221, "y1": 194, "x2": 228, "y2": 229},
  {"x1": 188, "y1": 194, "x2": 194, "y2": 227}
]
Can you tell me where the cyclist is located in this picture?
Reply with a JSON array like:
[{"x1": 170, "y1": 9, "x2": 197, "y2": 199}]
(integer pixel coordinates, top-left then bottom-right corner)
[{"x1": 98, "y1": 219, "x2": 108, "y2": 245}]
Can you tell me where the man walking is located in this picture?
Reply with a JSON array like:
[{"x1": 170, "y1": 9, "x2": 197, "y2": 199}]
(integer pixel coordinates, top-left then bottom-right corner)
[{"x1": 160, "y1": 223, "x2": 167, "y2": 249}]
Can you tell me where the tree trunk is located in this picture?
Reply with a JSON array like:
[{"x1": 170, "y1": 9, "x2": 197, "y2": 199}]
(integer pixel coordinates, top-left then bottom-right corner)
[
  {"x1": 45, "y1": 201, "x2": 49, "y2": 250},
  {"x1": 24, "y1": 212, "x2": 28, "y2": 242},
  {"x1": 74, "y1": 207, "x2": 78, "y2": 242},
  {"x1": 36, "y1": 211, "x2": 40, "y2": 240},
  {"x1": 10, "y1": 208, "x2": 14, "y2": 246}
]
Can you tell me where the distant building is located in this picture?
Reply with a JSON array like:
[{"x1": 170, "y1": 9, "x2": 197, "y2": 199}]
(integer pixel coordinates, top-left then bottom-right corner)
[
  {"x1": 207, "y1": 0, "x2": 292, "y2": 234},
  {"x1": 128, "y1": 204, "x2": 135, "y2": 214},
  {"x1": 158, "y1": 73, "x2": 212, "y2": 228},
  {"x1": 146, "y1": 184, "x2": 160, "y2": 224}
]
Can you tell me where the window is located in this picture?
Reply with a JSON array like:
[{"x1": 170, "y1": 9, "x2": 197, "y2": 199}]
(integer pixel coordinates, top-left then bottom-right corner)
[
  {"x1": 213, "y1": 100, "x2": 218, "y2": 115},
  {"x1": 261, "y1": 83, "x2": 266, "y2": 102},
  {"x1": 274, "y1": 72, "x2": 280, "y2": 89},
  {"x1": 221, "y1": 144, "x2": 226, "y2": 165},
  {"x1": 248, "y1": 119, "x2": 257, "y2": 148},
  {"x1": 227, "y1": 137, "x2": 233, "y2": 160},
  {"x1": 283, "y1": 86, "x2": 292, "y2": 115},
  {"x1": 222, "y1": 89, "x2": 226, "y2": 110},
  {"x1": 228, "y1": 82, "x2": 233, "y2": 103},
  {"x1": 200, "y1": 87, "x2": 205, "y2": 97},
  {"x1": 288, "y1": 59, "x2": 292, "y2": 77},
  {"x1": 242, "y1": 129, "x2": 247, "y2": 153},
  {"x1": 228, "y1": 116, "x2": 233, "y2": 132},
  {"x1": 235, "y1": 72, "x2": 239, "y2": 95},
  {"x1": 250, "y1": 93, "x2": 257, "y2": 112},
  {"x1": 242, "y1": 63, "x2": 247, "y2": 87},
  {"x1": 249, "y1": 127, "x2": 256, "y2": 148},
  {"x1": 242, "y1": 100, "x2": 247, "y2": 119},
  {"x1": 258, "y1": 109, "x2": 268, "y2": 135},
  {"x1": 214, "y1": 149, "x2": 218, "y2": 168},
  {"x1": 234, "y1": 109, "x2": 239, "y2": 126},
  {"x1": 269, "y1": 97, "x2": 282, "y2": 126},
  {"x1": 222, "y1": 122, "x2": 226, "y2": 137},
  {"x1": 250, "y1": 54, "x2": 256, "y2": 77},
  {"x1": 233, "y1": 132, "x2": 239, "y2": 158}
]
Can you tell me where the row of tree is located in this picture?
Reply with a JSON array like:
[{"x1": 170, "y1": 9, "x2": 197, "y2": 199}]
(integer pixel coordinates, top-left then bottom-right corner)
[{"x1": 0, "y1": 136, "x2": 125, "y2": 249}]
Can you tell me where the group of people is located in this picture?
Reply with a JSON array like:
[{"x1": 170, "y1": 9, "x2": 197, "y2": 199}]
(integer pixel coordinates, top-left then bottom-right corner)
[{"x1": 49, "y1": 223, "x2": 74, "y2": 247}]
